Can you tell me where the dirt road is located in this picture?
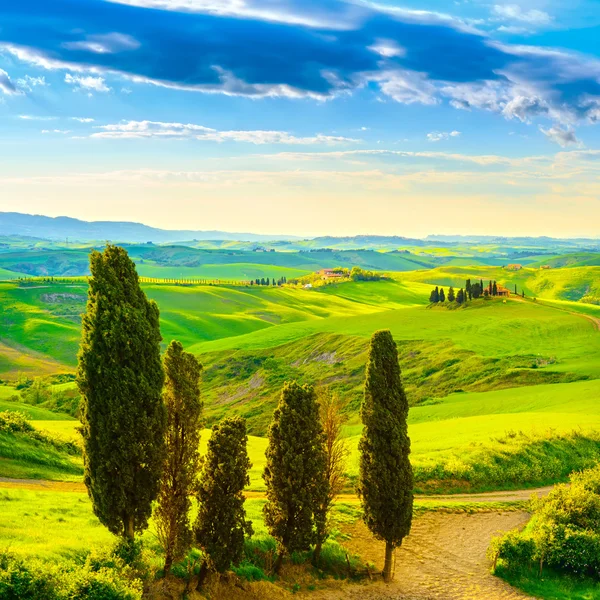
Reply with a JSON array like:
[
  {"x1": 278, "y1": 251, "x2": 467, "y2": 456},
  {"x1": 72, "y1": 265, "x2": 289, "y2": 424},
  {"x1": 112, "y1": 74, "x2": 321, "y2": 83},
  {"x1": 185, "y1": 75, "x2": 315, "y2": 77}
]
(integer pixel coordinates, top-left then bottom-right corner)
[
  {"x1": 0, "y1": 477, "x2": 553, "y2": 503},
  {"x1": 300, "y1": 511, "x2": 533, "y2": 600},
  {"x1": 0, "y1": 476, "x2": 538, "y2": 598}
]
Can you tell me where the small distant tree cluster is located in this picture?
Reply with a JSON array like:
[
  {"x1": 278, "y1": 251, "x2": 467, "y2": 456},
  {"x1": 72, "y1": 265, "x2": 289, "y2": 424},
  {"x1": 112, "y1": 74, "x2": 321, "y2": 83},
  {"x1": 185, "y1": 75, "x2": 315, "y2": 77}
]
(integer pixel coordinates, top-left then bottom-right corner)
[
  {"x1": 263, "y1": 381, "x2": 329, "y2": 573},
  {"x1": 350, "y1": 266, "x2": 381, "y2": 281},
  {"x1": 359, "y1": 330, "x2": 413, "y2": 583},
  {"x1": 253, "y1": 276, "x2": 287, "y2": 286}
]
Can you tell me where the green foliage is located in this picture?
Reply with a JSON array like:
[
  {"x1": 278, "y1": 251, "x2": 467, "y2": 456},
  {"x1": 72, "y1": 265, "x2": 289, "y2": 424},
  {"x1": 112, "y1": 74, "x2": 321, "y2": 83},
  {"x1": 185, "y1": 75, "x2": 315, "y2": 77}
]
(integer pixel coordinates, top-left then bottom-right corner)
[
  {"x1": 195, "y1": 416, "x2": 253, "y2": 573},
  {"x1": 358, "y1": 329, "x2": 413, "y2": 577},
  {"x1": 491, "y1": 465, "x2": 600, "y2": 584},
  {"x1": 263, "y1": 382, "x2": 329, "y2": 566},
  {"x1": 155, "y1": 340, "x2": 203, "y2": 572},
  {"x1": 350, "y1": 267, "x2": 381, "y2": 282},
  {"x1": 77, "y1": 245, "x2": 166, "y2": 540},
  {"x1": 0, "y1": 550, "x2": 143, "y2": 600}
]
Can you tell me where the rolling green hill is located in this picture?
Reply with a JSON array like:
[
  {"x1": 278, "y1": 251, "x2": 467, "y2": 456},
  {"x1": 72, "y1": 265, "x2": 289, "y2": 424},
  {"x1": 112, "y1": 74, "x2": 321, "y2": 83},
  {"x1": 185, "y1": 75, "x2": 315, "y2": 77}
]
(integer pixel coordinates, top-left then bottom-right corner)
[{"x1": 3, "y1": 263, "x2": 600, "y2": 493}]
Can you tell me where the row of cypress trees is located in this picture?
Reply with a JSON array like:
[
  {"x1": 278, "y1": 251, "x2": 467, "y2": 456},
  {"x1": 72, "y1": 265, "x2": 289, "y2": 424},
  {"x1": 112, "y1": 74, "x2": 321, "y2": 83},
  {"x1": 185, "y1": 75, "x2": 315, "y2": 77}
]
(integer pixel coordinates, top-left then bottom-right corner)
[{"x1": 77, "y1": 245, "x2": 413, "y2": 584}]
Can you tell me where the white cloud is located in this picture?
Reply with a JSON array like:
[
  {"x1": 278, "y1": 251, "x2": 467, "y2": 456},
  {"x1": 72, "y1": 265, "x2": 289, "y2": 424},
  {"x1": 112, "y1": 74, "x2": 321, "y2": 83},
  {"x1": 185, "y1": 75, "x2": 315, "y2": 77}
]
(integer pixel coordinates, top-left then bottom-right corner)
[
  {"x1": 65, "y1": 73, "x2": 111, "y2": 93},
  {"x1": 375, "y1": 69, "x2": 438, "y2": 105},
  {"x1": 0, "y1": 69, "x2": 19, "y2": 95},
  {"x1": 502, "y1": 95, "x2": 549, "y2": 122},
  {"x1": 90, "y1": 120, "x2": 360, "y2": 144},
  {"x1": 19, "y1": 114, "x2": 57, "y2": 121},
  {"x1": 368, "y1": 39, "x2": 406, "y2": 58},
  {"x1": 105, "y1": 0, "x2": 363, "y2": 29},
  {"x1": 539, "y1": 125, "x2": 582, "y2": 148},
  {"x1": 427, "y1": 131, "x2": 461, "y2": 142},
  {"x1": 71, "y1": 117, "x2": 95, "y2": 123},
  {"x1": 41, "y1": 129, "x2": 72, "y2": 134},
  {"x1": 496, "y1": 25, "x2": 530, "y2": 34},
  {"x1": 16, "y1": 75, "x2": 48, "y2": 91},
  {"x1": 492, "y1": 4, "x2": 552, "y2": 25},
  {"x1": 62, "y1": 33, "x2": 140, "y2": 54}
]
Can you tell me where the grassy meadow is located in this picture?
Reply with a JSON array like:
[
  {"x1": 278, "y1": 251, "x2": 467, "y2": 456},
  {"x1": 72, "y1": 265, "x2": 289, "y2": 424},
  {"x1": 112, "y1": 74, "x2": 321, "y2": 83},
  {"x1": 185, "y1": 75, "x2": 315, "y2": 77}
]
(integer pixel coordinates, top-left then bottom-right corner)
[{"x1": 2, "y1": 266, "x2": 600, "y2": 493}]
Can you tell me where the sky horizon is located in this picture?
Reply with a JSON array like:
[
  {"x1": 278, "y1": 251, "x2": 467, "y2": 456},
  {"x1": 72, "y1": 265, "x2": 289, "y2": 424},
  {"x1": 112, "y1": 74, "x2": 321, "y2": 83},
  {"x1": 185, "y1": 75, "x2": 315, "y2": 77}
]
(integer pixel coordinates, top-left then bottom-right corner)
[{"x1": 1, "y1": 0, "x2": 599, "y2": 237}]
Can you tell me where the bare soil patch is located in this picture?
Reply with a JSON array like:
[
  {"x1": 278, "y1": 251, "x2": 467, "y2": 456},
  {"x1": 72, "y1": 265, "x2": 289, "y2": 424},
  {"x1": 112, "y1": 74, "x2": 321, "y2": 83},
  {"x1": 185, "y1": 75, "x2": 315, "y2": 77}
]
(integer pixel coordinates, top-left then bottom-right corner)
[{"x1": 300, "y1": 512, "x2": 533, "y2": 600}]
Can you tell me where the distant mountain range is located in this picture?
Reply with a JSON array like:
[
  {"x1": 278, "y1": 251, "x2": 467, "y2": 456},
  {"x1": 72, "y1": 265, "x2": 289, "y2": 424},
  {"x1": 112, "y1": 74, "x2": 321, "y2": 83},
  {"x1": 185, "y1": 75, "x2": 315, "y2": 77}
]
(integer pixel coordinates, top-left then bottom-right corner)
[
  {"x1": 1, "y1": 212, "x2": 599, "y2": 248},
  {"x1": 0, "y1": 212, "x2": 300, "y2": 244}
]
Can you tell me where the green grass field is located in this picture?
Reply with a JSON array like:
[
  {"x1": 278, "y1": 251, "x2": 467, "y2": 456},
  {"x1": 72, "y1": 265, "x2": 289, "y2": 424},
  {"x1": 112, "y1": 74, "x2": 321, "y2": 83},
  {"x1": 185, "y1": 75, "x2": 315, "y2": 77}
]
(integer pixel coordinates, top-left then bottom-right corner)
[{"x1": 2, "y1": 264, "x2": 600, "y2": 494}]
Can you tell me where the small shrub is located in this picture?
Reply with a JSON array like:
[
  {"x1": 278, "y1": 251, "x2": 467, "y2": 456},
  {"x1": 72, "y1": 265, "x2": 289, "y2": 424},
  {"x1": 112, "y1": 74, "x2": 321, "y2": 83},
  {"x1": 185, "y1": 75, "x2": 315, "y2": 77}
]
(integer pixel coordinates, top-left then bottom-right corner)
[{"x1": 489, "y1": 530, "x2": 535, "y2": 571}]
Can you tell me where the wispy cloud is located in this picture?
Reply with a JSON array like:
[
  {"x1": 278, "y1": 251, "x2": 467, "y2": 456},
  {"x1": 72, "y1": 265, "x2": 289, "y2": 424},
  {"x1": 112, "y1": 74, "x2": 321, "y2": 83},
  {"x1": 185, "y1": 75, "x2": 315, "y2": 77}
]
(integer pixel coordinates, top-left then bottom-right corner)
[
  {"x1": 64, "y1": 73, "x2": 111, "y2": 93},
  {"x1": 41, "y1": 129, "x2": 72, "y2": 134},
  {"x1": 16, "y1": 74, "x2": 48, "y2": 91},
  {"x1": 71, "y1": 117, "x2": 95, "y2": 123},
  {"x1": 62, "y1": 33, "x2": 140, "y2": 54},
  {"x1": 539, "y1": 126, "x2": 582, "y2": 148},
  {"x1": 427, "y1": 131, "x2": 461, "y2": 142},
  {"x1": 492, "y1": 4, "x2": 552, "y2": 26},
  {"x1": 90, "y1": 120, "x2": 360, "y2": 144},
  {"x1": 19, "y1": 114, "x2": 57, "y2": 121},
  {"x1": 0, "y1": 69, "x2": 20, "y2": 96}
]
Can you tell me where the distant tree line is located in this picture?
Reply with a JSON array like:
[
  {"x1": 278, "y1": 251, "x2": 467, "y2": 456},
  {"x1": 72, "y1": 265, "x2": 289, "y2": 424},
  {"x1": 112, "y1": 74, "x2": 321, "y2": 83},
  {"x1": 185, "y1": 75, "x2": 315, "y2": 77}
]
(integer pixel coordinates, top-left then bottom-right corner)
[
  {"x1": 77, "y1": 245, "x2": 412, "y2": 586},
  {"x1": 429, "y1": 277, "x2": 524, "y2": 305},
  {"x1": 251, "y1": 276, "x2": 287, "y2": 286}
]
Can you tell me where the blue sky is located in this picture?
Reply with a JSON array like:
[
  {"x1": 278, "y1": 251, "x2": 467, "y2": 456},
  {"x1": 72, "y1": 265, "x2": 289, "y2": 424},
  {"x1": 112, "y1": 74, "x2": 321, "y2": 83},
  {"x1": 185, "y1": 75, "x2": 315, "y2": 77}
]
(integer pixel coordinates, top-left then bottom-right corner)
[{"x1": 0, "y1": 0, "x2": 599, "y2": 237}]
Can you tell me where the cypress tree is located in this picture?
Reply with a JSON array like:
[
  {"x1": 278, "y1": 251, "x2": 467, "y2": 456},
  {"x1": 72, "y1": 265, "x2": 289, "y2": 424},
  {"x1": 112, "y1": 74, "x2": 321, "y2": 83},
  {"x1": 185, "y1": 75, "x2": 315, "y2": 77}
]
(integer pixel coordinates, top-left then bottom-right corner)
[
  {"x1": 155, "y1": 340, "x2": 203, "y2": 573},
  {"x1": 439, "y1": 288, "x2": 445, "y2": 303},
  {"x1": 429, "y1": 288, "x2": 438, "y2": 303},
  {"x1": 493, "y1": 281, "x2": 498, "y2": 296},
  {"x1": 77, "y1": 245, "x2": 166, "y2": 541},
  {"x1": 456, "y1": 288, "x2": 465, "y2": 304},
  {"x1": 466, "y1": 279, "x2": 472, "y2": 300},
  {"x1": 263, "y1": 381, "x2": 329, "y2": 573},
  {"x1": 447, "y1": 286, "x2": 455, "y2": 302},
  {"x1": 195, "y1": 417, "x2": 253, "y2": 579},
  {"x1": 359, "y1": 330, "x2": 413, "y2": 583},
  {"x1": 515, "y1": 283, "x2": 518, "y2": 295}
]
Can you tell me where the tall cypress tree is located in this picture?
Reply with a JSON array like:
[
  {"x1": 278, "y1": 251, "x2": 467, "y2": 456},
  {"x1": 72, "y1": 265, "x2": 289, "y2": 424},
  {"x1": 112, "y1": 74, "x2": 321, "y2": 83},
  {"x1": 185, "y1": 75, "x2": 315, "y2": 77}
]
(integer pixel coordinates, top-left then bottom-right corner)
[
  {"x1": 195, "y1": 417, "x2": 253, "y2": 579},
  {"x1": 77, "y1": 245, "x2": 166, "y2": 541},
  {"x1": 263, "y1": 381, "x2": 329, "y2": 573},
  {"x1": 358, "y1": 330, "x2": 413, "y2": 583},
  {"x1": 448, "y1": 286, "x2": 455, "y2": 302},
  {"x1": 439, "y1": 288, "x2": 445, "y2": 303},
  {"x1": 155, "y1": 340, "x2": 203, "y2": 573}
]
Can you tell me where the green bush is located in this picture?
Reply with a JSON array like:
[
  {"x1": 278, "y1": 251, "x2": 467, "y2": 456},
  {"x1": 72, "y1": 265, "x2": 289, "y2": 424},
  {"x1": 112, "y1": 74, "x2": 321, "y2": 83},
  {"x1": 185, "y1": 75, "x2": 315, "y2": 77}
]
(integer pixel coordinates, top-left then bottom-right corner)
[
  {"x1": 0, "y1": 550, "x2": 143, "y2": 600},
  {"x1": 0, "y1": 411, "x2": 35, "y2": 434},
  {"x1": 0, "y1": 553, "x2": 57, "y2": 600},
  {"x1": 491, "y1": 465, "x2": 600, "y2": 581},
  {"x1": 488, "y1": 530, "x2": 535, "y2": 571}
]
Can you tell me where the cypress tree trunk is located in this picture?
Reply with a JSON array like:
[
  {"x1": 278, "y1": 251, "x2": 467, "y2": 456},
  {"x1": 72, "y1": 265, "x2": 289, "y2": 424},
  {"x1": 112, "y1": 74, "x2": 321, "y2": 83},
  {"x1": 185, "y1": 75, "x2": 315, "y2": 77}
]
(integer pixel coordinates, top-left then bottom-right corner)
[
  {"x1": 274, "y1": 549, "x2": 285, "y2": 575},
  {"x1": 313, "y1": 540, "x2": 322, "y2": 564},
  {"x1": 125, "y1": 516, "x2": 135, "y2": 542},
  {"x1": 383, "y1": 542, "x2": 394, "y2": 583}
]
